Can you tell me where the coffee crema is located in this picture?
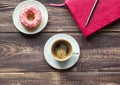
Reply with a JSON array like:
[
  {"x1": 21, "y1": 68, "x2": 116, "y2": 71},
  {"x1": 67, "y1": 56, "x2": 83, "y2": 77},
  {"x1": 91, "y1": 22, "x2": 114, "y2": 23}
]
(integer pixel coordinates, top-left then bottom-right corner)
[{"x1": 51, "y1": 40, "x2": 72, "y2": 61}]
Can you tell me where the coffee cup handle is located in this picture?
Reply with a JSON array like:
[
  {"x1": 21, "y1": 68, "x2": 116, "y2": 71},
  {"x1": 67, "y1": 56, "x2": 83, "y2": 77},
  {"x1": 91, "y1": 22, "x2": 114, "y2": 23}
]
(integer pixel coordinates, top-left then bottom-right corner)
[{"x1": 72, "y1": 52, "x2": 80, "y2": 56}]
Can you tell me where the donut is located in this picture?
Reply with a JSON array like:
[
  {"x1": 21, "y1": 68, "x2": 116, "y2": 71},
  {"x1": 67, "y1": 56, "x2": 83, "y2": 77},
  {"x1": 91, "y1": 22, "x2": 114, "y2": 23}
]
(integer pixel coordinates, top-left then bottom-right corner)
[{"x1": 19, "y1": 5, "x2": 41, "y2": 29}]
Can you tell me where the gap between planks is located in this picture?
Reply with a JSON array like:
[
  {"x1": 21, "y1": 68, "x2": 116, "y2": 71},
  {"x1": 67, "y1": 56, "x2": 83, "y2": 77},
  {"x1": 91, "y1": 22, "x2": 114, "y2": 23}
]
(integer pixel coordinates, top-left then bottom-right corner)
[
  {"x1": 0, "y1": 72, "x2": 120, "y2": 75},
  {"x1": 1, "y1": 31, "x2": 120, "y2": 34}
]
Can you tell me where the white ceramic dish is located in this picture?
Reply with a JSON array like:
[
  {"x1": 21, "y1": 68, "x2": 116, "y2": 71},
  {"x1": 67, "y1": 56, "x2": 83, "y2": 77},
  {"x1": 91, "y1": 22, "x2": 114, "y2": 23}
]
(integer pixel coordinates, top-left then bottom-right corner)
[
  {"x1": 44, "y1": 34, "x2": 80, "y2": 70},
  {"x1": 13, "y1": 0, "x2": 48, "y2": 34}
]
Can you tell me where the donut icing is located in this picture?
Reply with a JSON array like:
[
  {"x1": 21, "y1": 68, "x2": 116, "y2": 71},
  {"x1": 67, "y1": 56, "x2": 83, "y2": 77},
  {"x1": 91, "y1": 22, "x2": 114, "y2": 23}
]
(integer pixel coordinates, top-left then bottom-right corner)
[{"x1": 20, "y1": 5, "x2": 41, "y2": 29}]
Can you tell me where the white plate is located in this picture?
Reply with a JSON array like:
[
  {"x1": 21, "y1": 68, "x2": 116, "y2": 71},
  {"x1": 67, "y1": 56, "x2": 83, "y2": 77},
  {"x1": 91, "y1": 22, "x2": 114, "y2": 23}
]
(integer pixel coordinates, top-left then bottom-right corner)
[
  {"x1": 44, "y1": 34, "x2": 80, "y2": 70},
  {"x1": 12, "y1": 0, "x2": 48, "y2": 34}
]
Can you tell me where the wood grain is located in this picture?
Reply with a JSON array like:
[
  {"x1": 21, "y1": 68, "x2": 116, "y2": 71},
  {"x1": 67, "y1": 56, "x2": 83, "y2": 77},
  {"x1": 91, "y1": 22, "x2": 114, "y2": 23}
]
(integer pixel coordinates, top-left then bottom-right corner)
[
  {"x1": 0, "y1": 72, "x2": 120, "y2": 85},
  {"x1": 0, "y1": 0, "x2": 120, "y2": 84},
  {"x1": 0, "y1": 33, "x2": 120, "y2": 72},
  {"x1": 0, "y1": 0, "x2": 119, "y2": 33}
]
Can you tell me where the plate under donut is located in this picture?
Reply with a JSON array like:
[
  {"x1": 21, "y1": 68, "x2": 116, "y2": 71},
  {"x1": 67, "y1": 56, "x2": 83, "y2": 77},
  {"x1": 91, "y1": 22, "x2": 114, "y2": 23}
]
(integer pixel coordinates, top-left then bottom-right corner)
[{"x1": 13, "y1": 0, "x2": 48, "y2": 34}]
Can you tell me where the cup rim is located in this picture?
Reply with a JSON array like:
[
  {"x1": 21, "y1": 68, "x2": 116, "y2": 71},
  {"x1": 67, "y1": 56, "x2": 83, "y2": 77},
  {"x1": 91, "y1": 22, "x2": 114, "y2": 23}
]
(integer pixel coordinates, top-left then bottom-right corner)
[{"x1": 50, "y1": 39, "x2": 73, "y2": 62}]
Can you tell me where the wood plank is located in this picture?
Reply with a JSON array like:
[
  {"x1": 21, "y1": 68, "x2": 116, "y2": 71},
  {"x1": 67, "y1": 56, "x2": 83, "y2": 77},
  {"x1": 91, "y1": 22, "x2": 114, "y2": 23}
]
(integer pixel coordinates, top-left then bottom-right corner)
[
  {"x1": 0, "y1": 72, "x2": 120, "y2": 85},
  {"x1": 0, "y1": 33, "x2": 120, "y2": 72},
  {"x1": 0, "y1": 0, "x2": 119, "y2": 33}
]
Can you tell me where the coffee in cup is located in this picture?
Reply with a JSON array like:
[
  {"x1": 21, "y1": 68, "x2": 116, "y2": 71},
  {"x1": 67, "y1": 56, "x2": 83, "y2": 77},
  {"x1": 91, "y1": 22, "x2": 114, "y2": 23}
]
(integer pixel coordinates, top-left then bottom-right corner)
[{"x1": 51, "y1": 39, "x2": 73, "y2": 61}]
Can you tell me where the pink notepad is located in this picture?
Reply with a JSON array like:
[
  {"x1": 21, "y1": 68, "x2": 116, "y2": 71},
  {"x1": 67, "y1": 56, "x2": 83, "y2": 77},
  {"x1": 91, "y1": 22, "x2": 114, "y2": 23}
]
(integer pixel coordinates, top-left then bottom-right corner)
[{"x1": 65, "y1": 0, "x2": 120, "y2": 37}]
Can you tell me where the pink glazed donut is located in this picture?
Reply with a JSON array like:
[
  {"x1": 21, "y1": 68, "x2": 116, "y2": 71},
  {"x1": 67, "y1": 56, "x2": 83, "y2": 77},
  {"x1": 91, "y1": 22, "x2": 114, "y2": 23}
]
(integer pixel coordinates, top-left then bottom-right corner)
[{"x1": 20, "y1": 5, "x2": 41, "y2": 29}]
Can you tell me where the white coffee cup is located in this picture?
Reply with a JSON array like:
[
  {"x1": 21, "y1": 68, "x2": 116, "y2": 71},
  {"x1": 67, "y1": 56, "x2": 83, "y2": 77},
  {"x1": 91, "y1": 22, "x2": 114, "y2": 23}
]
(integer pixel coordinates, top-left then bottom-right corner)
[{"x1": 50, "y1": 39, "x2": 78, "y2": 62}]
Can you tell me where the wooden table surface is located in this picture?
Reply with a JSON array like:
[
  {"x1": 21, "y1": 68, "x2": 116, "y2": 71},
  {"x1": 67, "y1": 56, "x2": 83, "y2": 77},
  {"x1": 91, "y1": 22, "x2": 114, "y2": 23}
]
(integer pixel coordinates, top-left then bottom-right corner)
[{"x1": 0, "y1": 0, "x2": 120, "y2": 85}]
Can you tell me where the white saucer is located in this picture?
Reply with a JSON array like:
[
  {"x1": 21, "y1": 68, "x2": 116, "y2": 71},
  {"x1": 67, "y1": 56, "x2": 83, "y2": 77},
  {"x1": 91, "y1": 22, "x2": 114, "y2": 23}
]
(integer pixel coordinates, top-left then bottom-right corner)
[
  {"x1": 12, "y1": 0, "x2": 48, "y2": 34},
  {"x1": 44, "y1": 34, "x2": 80, "y2": 70}
]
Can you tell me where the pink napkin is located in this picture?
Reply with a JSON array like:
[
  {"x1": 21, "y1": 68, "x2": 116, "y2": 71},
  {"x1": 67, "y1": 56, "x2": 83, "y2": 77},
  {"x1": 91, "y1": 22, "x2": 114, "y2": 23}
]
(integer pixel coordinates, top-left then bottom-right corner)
[{"x1": 65, "y1": 0, "x2": 120, "y2": 37}]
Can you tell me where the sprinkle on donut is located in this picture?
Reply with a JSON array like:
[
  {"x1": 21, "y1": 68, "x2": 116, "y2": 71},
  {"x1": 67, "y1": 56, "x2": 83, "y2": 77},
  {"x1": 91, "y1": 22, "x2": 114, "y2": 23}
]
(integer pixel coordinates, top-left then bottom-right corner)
[{"x1": 19, "y1": 5, "x2": 42, "y2": 29}]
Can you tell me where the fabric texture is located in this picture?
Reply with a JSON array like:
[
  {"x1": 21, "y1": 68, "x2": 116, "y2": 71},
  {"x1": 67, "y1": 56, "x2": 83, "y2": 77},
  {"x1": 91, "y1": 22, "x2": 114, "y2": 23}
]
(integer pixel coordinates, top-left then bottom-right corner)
[{"x1": 65, "y1": 0, "x2": 120, "y2": 37}]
